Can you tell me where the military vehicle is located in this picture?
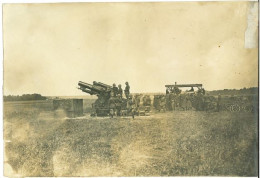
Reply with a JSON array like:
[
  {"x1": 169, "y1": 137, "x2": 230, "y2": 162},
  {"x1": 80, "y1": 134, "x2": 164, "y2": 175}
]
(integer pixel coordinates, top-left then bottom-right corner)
[
  {"x1": 165, "y1": 83, "x2": 205, "y2": 111},
  {"x1": 78, "y1": 81, "x2": 136, "y2": 117},
  {"x1": 165, "y1": 82, "x2": 257, "y2": 112}
]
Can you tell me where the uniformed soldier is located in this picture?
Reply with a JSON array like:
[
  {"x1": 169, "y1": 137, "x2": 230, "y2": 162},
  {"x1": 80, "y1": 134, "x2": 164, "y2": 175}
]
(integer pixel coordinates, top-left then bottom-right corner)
[
  {"x1": 134, "y1": 94, "x2": 141, "y2": 108},
  {"x1": 109, "y1": 98, "x2": 116, "y2": 118},
  {"x1": 112, "y1": 83, "x2": 119, "y2": 97},
  {"x1": 124, "y1": 82, "x2": 130, "y2": 99},
  {"x1": 127, "y1": 95, "x2": 135, "y2": 118},
  {"x1": 160, "y1": 95, "x2": 166, "y2": 112},
  {"x1": 109, "y1": 109, "x2": 114, "y2": 118},
  {"x1": 171, "y1": 98, "x2": 175, "y2": 111},
  {"x1": 173, "y1": 87, "x2": 181, "y2": 95},
  {"x1": 202, "y1": 88, "x2": 206, "y2": 95},
  {"x1": 187, "y1": 96, "x2": 192, "y2": 110},
  {"x1": 118, "y1": 84, "x2": 123, "y2": 98}
]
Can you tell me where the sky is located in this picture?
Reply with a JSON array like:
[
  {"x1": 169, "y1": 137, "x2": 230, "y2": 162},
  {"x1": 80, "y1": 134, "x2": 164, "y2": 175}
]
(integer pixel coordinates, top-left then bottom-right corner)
[{"x1": 3, "y1": 2, "x2": 258, "y2": 96}]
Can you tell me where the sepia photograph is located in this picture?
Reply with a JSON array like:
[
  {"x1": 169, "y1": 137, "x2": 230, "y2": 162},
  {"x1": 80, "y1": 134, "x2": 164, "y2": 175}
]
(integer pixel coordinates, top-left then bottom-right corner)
[{"x1": 2, "y1": 1, "x2": 259, "y2": 177}]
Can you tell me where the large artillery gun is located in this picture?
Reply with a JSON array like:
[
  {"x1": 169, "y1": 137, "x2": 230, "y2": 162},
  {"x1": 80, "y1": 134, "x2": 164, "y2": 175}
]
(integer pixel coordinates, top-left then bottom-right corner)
[{"x1": 78, "y1": 81, "x2": 133, "y2": 117}]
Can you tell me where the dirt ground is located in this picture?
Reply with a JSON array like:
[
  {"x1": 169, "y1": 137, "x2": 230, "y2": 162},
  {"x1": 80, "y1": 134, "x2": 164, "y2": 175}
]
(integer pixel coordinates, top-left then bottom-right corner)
[{"x1": 3, "y1": 101, "x2": 258, "y2": 176}]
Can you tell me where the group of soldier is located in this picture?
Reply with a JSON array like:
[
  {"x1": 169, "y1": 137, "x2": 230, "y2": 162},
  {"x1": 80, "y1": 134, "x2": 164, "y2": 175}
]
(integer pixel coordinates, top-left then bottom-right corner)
[
  {"x1": 109, "y1": 82, "x2": 137, "y2": 118},
  {"x1": 111, "y1": 82, "x2": 130, "y2": 99},
  {"x1": 155, "y1": 86, "x2": 221, "y2": 112},
  {"x1": 109, "y1": 88, "x2": 152, "y2": 118}
]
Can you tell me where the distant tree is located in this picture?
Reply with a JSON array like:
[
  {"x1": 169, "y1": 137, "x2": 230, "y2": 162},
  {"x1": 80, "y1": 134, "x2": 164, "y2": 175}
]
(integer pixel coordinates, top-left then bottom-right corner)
[
  {"x1": 3, "y1": 94, "x2": 47, "y2": 102},
  {"x1": 207, "y1": 87, "x2": 258, "y2": 96}
]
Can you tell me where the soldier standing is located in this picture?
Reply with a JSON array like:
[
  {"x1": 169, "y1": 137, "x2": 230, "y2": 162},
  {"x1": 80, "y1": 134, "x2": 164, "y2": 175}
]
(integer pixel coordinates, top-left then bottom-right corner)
[
  {"x1": 187, "y1": 95, "x2": 192, "y2": 110},
  {"x1": 118, "y1": 84, "x2": 123, "y2": 98},
  {"x1": 160, "y1": 95, "x2": 166, "y2": 112},
  {"x1": 112, "y1": 83, "x2": 118, "y2": 97},
  {"x1": 171, "y1": 98, "x2": 175, "y2": 111},
  {"x1": 127, "y1": 95, "x2": 135, "y2": 118},
  {"x1": 124, "y1": 82, "x2": 130, "y2": 99},
  {"x1": 202, "y1": 88, "x2": 206, "y2": 95}
]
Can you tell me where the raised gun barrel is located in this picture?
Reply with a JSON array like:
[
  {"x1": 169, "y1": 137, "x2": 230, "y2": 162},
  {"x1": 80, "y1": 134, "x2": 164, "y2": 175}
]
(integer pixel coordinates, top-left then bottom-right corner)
[
  {"x1": 93, "y1": 81, "x2": 112, "y2": 90},
  {"x1": 78, "y1": 81, "x2": 112, "y2": 96},
  {"x1": 78, "y1": 81, "x2": 103, "y2": 93}
]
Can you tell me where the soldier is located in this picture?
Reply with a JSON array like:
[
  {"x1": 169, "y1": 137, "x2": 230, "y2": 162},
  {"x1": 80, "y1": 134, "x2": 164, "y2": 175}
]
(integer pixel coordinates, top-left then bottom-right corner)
[
  {"x1": 112, "y1": 83, "x2": 118, "y2": 97},
  {"x1": 127, "y1": 95, "x2": 135, "y2": 118},
  {"x1": 124, "y1": 82, "x2": 130, "y2": 99},
  {"x1": 109, "y1": 109, "x2": 114, "y2": 118},
  {"x1": 187, "y1": 95, "x2": 192, "y2": 110},
  {"x1": 116, "y1": 99, "x2": 122, "y2": 116},
  {"x1": 160, "y1": 95, "x2": 166, "y2": 112},
  {"x1": 118, "y1": 84, "x2": 123, "y2": 98},
  {"x1": 134, "y1": 94, "x2": 141, "y2": 108},
  {"x1": 171, "y1": 98, "x2": 175, "y2": 111},
  {"x1": 183, "y1": 96, "x2": 188, "y2": 110},
  {"x1": 173, "y1": 87, "x2": 181, "y2": 95},
  {"x1": 202, "y1": 88, "x2": 206, "y2": 95},
  {"x1": 109, "y1": 98, "x2": 116, "y2": 118}
]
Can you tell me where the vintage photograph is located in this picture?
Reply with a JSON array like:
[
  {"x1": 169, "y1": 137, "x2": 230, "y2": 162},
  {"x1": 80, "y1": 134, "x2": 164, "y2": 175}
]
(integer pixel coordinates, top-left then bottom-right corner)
[{"x1": 3, "y1": 1, "x2": 258, "y2": 177}]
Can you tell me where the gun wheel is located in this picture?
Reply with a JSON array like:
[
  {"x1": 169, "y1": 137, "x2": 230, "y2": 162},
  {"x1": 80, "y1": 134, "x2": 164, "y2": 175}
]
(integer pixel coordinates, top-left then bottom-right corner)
[
  {"x1": 225, "y1": 104, "x2": 232, "y2": 112},
  {"x1": 245, "y1": 105, "x2": 253, "y2": 113},
  {"x1": 231, "y1": 104, "x2": 240, "y2": 112}
]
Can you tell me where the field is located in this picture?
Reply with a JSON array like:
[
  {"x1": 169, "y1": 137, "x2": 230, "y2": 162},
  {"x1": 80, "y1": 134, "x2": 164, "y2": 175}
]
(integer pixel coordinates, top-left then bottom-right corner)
[{"x1": 4, "y1": 100, "x2": 258, "y2": 176}]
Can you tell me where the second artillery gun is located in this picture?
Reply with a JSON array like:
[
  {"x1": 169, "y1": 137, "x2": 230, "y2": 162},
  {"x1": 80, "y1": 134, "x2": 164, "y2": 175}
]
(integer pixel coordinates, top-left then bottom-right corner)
[{"x1": 78, "y1": 81, "x2": 132, "y2": 117}]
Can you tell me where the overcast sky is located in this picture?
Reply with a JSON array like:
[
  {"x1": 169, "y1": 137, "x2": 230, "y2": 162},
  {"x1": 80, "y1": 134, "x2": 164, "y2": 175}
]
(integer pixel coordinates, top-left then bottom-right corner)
[{"x1": 3, "y1": 2, "x2": 258, "y2": 96}]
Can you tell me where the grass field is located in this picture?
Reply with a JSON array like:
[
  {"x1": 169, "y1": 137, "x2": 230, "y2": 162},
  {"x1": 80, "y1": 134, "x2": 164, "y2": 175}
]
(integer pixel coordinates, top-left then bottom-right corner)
[{"x1": 3, "y1": 100, "x2": 258, "y2": 176}]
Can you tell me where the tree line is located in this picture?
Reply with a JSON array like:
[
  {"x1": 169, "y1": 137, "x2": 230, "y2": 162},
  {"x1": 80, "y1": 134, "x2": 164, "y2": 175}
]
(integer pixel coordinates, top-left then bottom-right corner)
[
  {"x1": 207, "y1": 87, "x2": 258, "y2": 96},
  {"x1": 4, "y1": 94, "x2": 47, "y2": 102}
]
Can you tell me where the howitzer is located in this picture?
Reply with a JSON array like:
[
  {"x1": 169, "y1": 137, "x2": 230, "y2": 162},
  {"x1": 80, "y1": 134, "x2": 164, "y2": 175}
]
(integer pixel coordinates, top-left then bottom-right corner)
[
  {"x1": 78, "y1": 80, "x2": 137, "y2": 117},
  {"x1": 78, "y1": 81, "x2": 112, "y2": 116}
]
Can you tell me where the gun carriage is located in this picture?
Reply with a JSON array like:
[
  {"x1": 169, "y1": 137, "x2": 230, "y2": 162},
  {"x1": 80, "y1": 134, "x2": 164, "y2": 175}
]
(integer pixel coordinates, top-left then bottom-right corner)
[{"x1": 78, "y1": 81, "x2": 144, "y2": 117}]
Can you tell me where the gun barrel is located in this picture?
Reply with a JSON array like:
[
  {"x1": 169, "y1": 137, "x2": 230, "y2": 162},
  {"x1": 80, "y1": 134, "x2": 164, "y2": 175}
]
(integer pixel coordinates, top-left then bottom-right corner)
[
  {"x1": 93, "y1": 81, "x2": 112, "y2": 90},
  {"x1": 78, "y1": 81, "x2": 92, "y2": 88},
  {"x1": 78, "y1": 81, "x2": 102, "y2": 92}
]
